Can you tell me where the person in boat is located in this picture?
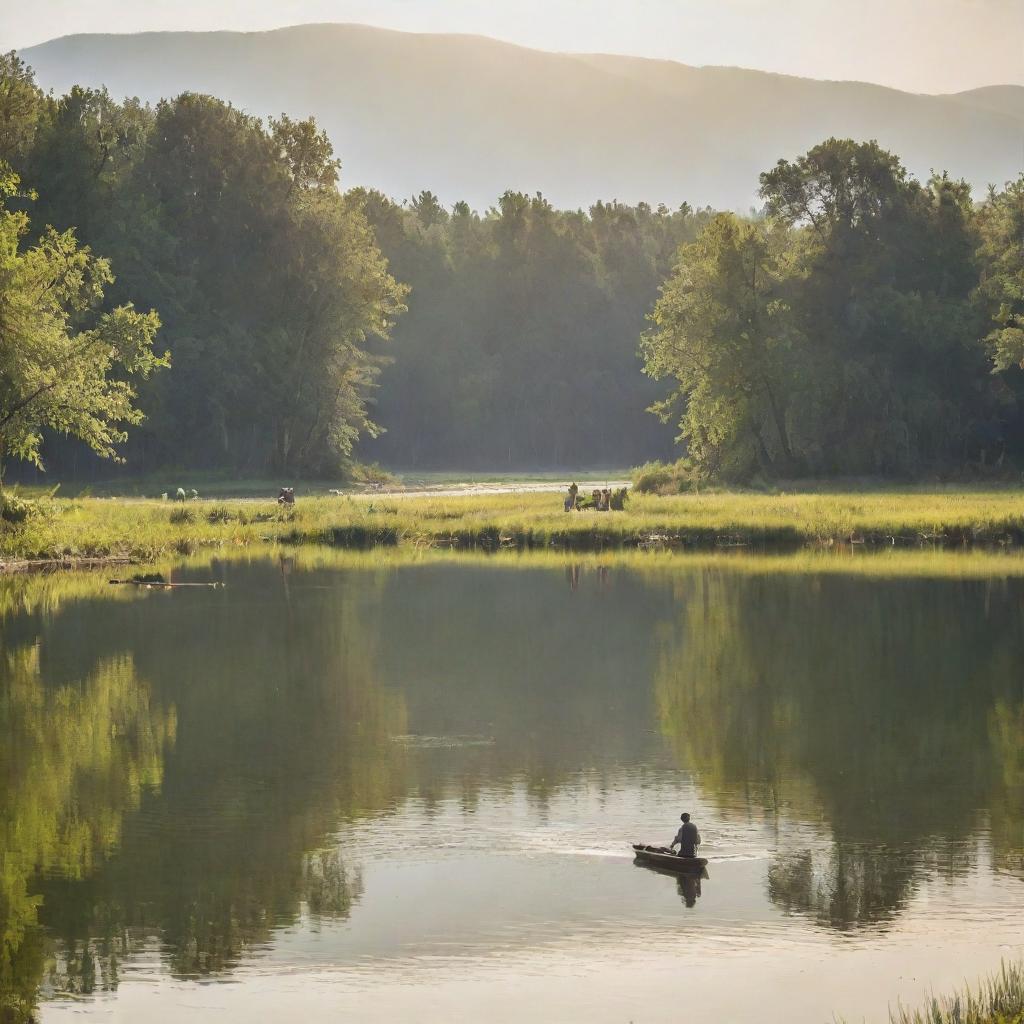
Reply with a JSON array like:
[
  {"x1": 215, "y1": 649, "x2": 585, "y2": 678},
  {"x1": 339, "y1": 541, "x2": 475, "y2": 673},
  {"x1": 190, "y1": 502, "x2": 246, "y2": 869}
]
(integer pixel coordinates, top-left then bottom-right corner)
[{"x1": 670, "y1": 812, "x2": 701, "y2": 858}]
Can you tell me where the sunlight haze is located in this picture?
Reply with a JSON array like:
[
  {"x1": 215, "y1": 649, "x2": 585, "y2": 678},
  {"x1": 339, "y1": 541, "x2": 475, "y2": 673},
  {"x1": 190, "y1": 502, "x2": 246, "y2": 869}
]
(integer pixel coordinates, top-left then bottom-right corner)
[
  {"x1": 3, "y1": 1, "x2": 1024, "y2": 1022},
  {"x1": 4, "y1": 0, "x2": 1023, "y2": 93}
]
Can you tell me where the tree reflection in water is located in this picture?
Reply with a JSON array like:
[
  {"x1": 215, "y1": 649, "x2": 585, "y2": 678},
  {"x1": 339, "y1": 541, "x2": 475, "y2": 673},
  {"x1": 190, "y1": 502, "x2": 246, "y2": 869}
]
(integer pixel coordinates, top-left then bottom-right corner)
[
  {"x1": 654, "y1": 569, "x2": 1024, "y2": 930},
  {"x1": 1, "y1": 556, "x2": 1022, "y2": 1019},
  {"x1": 35, "y1": 564, "x2": 407, "y2": 984},
  {"x1": 1, "y1": 561, "x2": 409, "y2": 1018},
  {"x1": 0, "y1": 649, "x2": 174, "y2": 1021}
]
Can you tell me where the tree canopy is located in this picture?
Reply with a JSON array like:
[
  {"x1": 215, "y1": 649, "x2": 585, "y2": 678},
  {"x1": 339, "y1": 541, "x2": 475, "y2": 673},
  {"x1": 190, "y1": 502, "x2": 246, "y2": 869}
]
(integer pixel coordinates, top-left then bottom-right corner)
[
  {"x1": 0, "y1": 60, "x2": 405, "y2": 478},
  {"x1": 3, "y1": 51, "x2": 1024, "y2": 482},
  {"x1": 0, "y1": 164, "x2": 165, "y2": 475},
  {"x1": 643, "y1": 140, "x2": 1021, "y2": 481},
  {"x1": 354, "y1": 189, "x2": 703, "y2": 468}
]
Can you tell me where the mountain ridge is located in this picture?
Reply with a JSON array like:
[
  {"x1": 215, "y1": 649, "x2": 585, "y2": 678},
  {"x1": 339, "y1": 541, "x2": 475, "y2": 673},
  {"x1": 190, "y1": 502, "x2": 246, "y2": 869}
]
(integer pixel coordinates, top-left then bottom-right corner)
[{"x1": 20, "y1": 23, "x2": 1024, "y2": 209}]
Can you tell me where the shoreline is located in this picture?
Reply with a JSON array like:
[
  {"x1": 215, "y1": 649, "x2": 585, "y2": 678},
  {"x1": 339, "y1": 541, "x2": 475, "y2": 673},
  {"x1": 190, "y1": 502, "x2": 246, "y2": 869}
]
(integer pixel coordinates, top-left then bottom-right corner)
[{"x1": 4, "y1": 488, "x2": 1024, "y2": 572}]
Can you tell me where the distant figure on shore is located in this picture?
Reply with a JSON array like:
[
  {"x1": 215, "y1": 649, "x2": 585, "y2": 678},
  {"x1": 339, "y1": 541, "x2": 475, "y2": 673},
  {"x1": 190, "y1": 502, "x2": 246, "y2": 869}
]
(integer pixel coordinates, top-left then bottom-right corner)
[
  {"x1": 670, "y1": 812, "x2": 701, "y2": 858},
  {"x1": 564, "y1": 482, "x2": 579, "y2": 511},
  {"x1": 598, "y1": 488, "x2": 610, "y2": 511}
]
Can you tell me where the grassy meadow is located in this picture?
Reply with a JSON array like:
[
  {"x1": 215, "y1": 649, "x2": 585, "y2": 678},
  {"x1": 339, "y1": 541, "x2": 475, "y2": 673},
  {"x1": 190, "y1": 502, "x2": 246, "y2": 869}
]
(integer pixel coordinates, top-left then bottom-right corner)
[{"x1": 3, "y1": 486, "x2": 1024, "y2": 566}]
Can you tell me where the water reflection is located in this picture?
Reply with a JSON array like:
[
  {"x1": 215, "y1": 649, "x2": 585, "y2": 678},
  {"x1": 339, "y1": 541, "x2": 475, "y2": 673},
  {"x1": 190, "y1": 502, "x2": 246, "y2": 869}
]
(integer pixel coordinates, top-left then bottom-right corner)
[
  {"x1": 0, "y1": 555, "x2": 1022, "y2": 1018},
  {"x1": 633, "y1": 861, "x2": 707, "y2": 907},
  {"x1": 653, "y1": 569, "x2": 1024, "y2": 928},
  {"x1": 681, "y1": 873, "x2": 702, "y2": 907},
  {"x1": 33, "y1": 568, "x2": 405, "y2": 985},
  {"x1": 0, "y1": 648, "x2": 173, "y2": 1018}
]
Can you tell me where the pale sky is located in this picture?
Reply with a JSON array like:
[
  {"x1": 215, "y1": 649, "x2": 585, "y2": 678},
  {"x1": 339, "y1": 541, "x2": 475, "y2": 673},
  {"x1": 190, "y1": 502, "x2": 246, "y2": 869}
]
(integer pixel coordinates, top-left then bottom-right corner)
[{"x1": 4, "y1": 0, "x2": 1023, "y2": 95}]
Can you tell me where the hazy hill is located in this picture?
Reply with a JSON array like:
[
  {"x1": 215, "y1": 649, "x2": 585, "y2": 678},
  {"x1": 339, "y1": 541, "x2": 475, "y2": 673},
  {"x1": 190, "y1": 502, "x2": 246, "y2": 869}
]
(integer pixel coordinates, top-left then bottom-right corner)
[{"x1": 20, "y1": 23, "x2": 1024, "y2": 209}]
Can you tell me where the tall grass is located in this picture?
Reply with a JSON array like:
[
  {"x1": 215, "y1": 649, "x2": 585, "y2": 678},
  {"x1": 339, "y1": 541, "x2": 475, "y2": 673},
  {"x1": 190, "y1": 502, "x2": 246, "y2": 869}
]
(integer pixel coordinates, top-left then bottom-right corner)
[
  {"x1": 885, "y1": 961, "x2": 1024, "y2": 1024},
  {"x1": 4, "y1": 488, "x2": 1024, "y2": 565}
]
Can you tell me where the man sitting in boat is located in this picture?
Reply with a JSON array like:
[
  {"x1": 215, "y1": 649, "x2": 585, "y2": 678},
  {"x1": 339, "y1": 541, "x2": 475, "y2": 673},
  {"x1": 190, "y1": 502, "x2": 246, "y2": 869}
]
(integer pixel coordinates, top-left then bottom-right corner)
[{"x1": 670, "y1": 812, "x2": 701, "y2": 858}]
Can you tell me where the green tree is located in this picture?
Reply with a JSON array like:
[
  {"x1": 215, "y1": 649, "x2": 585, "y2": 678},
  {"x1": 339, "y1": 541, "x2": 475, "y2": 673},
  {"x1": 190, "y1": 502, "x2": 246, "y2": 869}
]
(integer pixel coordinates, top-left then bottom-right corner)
[
  {"x1": 270, "y1": 113, "x2": 339, "y2": 193},
  {"x1": 258, "y1": 186, "x2": 407, "y2": 473},
  {"x1": 640, "y1": 213, "x2": 800, "y2": 480},
  {"x1": 0, "y1": 52, "x2": 42, "y2": 168},
  {"x1": 119, "y1": 94, "x2": 403, "y2": 474},
  {"x1": 644, "y1": 140, "x2": 995, "y2": 483},
  {"x1": 25, "y1": 87, "x2": 153, "y2": 244},
  {"x1": 976, "y1": 175, "x2": 1024, "y2": 371},
  {"x1": 758, "y1": 140, "x2": 987, "y2": 475},
  {"x1": 0, "y1": 166, "x2": 166, "y2": 478},
  {"x1": 358, "y1": 190, "x2": 700, "y2": 469}
]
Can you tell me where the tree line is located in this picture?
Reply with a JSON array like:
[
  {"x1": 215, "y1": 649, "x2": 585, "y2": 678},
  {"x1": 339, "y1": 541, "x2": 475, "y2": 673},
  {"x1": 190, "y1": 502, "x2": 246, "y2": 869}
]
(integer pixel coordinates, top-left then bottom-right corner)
[
  {"x1": 1, "y1": 54, "x2": 404, "y2": 479},
  {"x1": 643, "y1": 141, "x2": 1024, "y2": 481},
  {"x1": 353, "y1": 189, "x2": 704, "y2": 467},
  {"x1": 1, "y1": 52, "x2": 1022, "y2": 482}
]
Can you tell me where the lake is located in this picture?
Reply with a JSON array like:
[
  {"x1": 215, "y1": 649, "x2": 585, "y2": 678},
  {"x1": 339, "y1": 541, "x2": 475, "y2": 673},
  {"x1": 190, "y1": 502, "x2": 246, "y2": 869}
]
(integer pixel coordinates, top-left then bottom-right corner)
[{"x1": 2, "y1": 553, "x2": 1022, "y2": 1023}]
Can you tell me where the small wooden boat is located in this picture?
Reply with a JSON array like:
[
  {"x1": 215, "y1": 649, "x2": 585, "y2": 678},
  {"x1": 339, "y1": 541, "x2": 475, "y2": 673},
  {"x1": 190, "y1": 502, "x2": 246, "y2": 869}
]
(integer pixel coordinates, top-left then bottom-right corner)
[{"x1": 632, "y1": 844, "x2": 707, "y2": 872}]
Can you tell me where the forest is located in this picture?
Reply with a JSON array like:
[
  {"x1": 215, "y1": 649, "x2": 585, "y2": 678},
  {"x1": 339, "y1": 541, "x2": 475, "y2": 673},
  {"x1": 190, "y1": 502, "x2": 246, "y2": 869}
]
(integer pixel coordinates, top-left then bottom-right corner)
[{"x1": 1, "y1": 51, "x2": 1022, "y2": 482}]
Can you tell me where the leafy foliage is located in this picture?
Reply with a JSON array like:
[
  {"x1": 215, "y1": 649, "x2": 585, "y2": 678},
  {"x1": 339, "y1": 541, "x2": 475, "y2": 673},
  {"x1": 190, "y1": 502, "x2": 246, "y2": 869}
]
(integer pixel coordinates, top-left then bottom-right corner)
[
  {"x1": 0, "y1": 60, "x2": 405, "y2": 478},
  {"x1": 354, "y1": 189, "x2": 705, "y2": 468},
  {"x1": 643, "y1": 140, "x2": 1016, "y2": 480},
  {"x1": 0, "y1": 164, "x2": 165, "y2": 474},
  {"x1": 642, "y1": 213, "x2": 799, "y2": 481},
  {"x1": 976, "y1": 175, "x2": 1024, "y2": 371},
  {"x1": 4, "y1": 51, "x2": 1024, "y2": 482}
]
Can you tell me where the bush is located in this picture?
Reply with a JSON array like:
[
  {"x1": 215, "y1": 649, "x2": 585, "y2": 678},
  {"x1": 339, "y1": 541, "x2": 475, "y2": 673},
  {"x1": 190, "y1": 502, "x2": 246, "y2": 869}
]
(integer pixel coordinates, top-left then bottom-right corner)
[
  {"x1": 206, "y1": 506, "x2": 236, "y2": 524},
  {"x1": 631, "y1": 459, "x2": 698, "y2": 494},
  {"x1": 1, "y1": 493, "x2": 43, "y2": 526},
  {"x1": 169, "y1": 507, "x2": 196, "y2": 525},
  {"x1": 350, "y1": 462, "x2": 402, "y2": 489}
]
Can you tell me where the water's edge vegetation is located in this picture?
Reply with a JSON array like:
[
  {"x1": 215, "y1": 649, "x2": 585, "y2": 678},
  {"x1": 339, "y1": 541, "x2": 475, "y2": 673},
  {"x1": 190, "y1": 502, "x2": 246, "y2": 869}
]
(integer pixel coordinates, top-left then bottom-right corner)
[
  {"x1": 4, "y1": 489, "x2": 1024, "y2": 568},
  {"x1": 865, "y1": 960, "x2": 1024, "y2": 1024},
  {"x1": 2, "y1": 538, "x2": 1022, "y2": 1021}
]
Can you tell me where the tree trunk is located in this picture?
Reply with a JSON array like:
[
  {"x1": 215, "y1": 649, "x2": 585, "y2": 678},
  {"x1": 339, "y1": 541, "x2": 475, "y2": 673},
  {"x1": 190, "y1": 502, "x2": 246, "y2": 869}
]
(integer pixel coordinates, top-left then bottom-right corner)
[{"x1": 762, "y1": 380, "x2": 795, "y2": 470}]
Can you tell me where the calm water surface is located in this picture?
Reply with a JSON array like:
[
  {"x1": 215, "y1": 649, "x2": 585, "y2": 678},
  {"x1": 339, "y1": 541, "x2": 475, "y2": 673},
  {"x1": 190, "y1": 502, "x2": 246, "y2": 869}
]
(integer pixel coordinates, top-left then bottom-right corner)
[{"x1": 1, "y1": 555, "x2": 1022, "y2": 1022}]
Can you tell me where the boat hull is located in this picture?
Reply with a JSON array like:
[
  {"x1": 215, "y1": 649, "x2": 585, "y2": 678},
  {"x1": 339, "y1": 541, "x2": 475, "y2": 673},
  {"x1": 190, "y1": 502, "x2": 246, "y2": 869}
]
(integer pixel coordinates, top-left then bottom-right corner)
[{"x1": 632, "y1": 844, "x2": 707, "y2": 872}]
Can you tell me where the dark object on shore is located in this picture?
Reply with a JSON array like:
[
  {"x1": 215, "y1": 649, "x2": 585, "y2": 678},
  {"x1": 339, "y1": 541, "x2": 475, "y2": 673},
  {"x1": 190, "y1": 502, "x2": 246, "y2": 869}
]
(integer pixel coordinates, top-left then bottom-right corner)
[
  {"x1": 632, "y1": 844, "x2": 708, "y2": 872},
  {"x1": 278, "y1": 487, "x2": 295, "y2": 505}
]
